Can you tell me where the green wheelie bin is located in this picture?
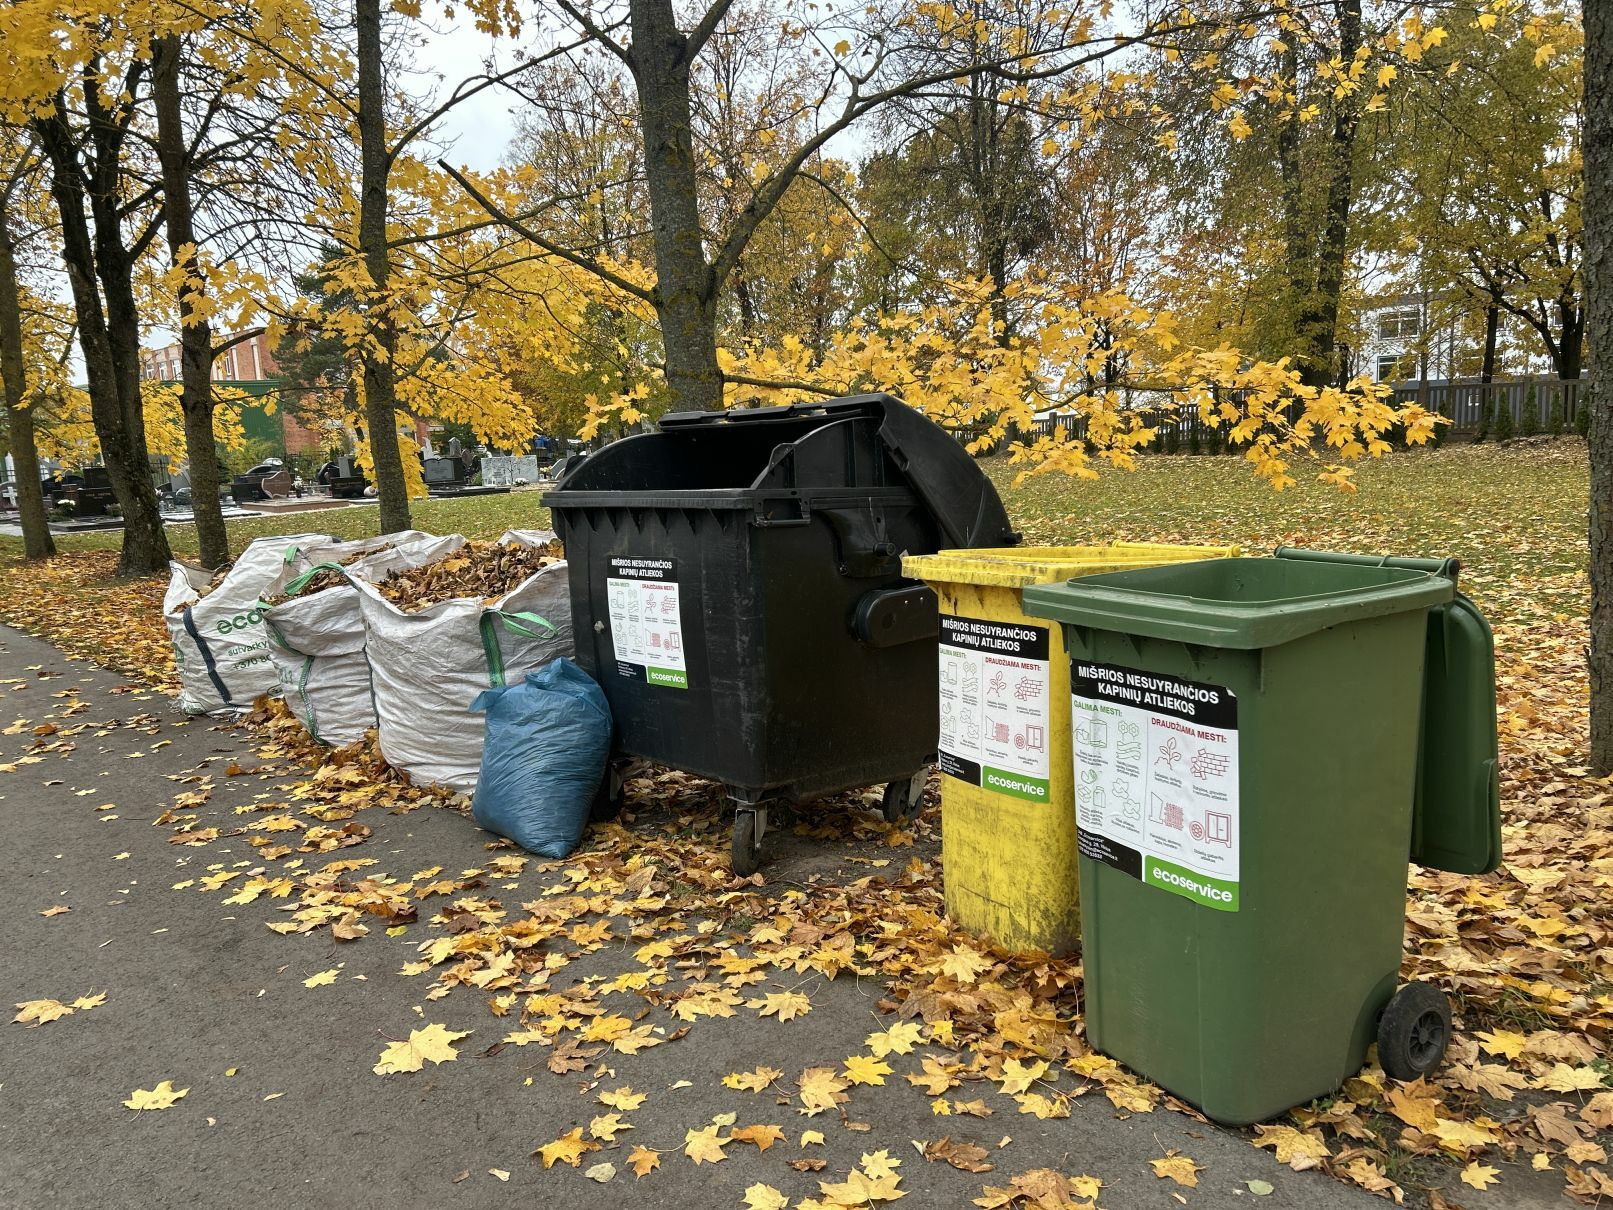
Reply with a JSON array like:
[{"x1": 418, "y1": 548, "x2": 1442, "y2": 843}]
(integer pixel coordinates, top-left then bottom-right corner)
[{"x1": 1022, "y1": 548, "x2": 1500, "y2": 1125}]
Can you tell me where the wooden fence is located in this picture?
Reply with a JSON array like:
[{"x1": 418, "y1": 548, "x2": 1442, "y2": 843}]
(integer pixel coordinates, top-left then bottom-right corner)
[{"x1": 1384, "y1": 377, "x2": 1583, "y2": 433}]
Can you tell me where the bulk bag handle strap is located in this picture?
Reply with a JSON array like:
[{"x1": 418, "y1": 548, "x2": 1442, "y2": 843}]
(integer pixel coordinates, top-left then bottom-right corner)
[{"x1": 478, "y1": 610, "x2": 558, "y2": 687}]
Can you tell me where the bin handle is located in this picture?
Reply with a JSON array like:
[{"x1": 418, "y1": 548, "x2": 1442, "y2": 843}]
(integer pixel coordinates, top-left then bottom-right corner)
[{"x1": 1273, "y1": 546, "x2": 1460, "y2": 583}]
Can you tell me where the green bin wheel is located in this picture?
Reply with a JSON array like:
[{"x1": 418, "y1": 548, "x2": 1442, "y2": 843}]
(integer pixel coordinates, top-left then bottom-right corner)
[
  {"x1": 880, "y1": 769, "x2": 928, "y2": 823},
  {"x1": 731, "y1": 808, "x2": 765, "y2": 877},
  {"x1": 1377, "y1": 982, "x2": 1452, "y2": 1081}
]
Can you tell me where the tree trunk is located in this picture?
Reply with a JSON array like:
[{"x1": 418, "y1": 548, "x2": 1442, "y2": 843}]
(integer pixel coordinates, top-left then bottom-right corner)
[
  {"x1": 153, "y1": 34, "x2": 230, "y2": 568},
  {"x1": 1294, "y1": 0, "x2": 1362, "y2": 387},
  {"x1": 629, "y1": 0, "x2": 723, "y2": 411},
  {"x1": 355, "y1": 0, "x2": 412, "y2": 533},
  {"x1": 1560, "y1": 296, "x2": 1584, "y2": 380},
  {"x1": 1586, "y1": 0, "x2": 1612, "y2": 772},
  {"x1": 1480, "y1": 295, "x2": 1500, "y2": 383},
  {"x1": 0, "y1": 208, "x2": 55, "y2": 559},
  {"x1": 96, "y1": 224, "x2": 172, "y2": 575},
  {"x1": 33, "y1": 107, "x2": 171, "y2": 575}
]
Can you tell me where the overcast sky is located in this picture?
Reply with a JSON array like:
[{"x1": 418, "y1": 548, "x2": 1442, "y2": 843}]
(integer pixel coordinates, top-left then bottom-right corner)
[{"x1": 419, "y1": 22, "x2": 521, "y2": 174}]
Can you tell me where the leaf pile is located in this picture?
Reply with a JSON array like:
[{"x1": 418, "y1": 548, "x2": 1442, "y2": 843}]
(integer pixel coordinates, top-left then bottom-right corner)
[
  {"x1": 261, "y1": 566, "x2": 350, "y2": 605},
  {"x1": 0, "y1": 551, "x2": 174, "y2": 689},
  {"x1": 374, "y1": 540, "x2": 563, "y2": 611}
]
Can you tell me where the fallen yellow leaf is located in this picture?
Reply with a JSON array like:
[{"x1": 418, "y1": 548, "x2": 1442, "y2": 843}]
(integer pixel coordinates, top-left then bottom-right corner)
[{"x1": 372, "y1": 1023, "x2": 470, "y2": 1075}]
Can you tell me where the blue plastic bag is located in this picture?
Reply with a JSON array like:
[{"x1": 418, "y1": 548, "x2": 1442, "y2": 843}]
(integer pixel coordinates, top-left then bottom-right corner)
[{"x1": 469, "y1": 658, "x2": 612, "y2": 858}]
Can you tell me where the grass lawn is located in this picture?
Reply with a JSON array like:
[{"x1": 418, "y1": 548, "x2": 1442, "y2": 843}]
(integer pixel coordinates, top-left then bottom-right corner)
[
  {"x1": 6, "y1": 438, "x2": 1588, "y2": 592},
  {"x1": 0, "y1": 440, "x2": 1588, "y2": 681}
]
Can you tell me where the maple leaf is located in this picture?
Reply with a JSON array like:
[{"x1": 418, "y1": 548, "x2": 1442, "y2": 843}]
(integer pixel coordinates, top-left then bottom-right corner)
[
  {"x1": 798, "y1": 1067, "x2": 848, "y2": 1114},
  {"x1": 627, "y1": 1145, "x2": 661, "y2": 1177},
  {"x1": 1475, "y1": 1029, "x2": 1527, "y2": 1060},
  {"x1": 13, "y1": 999, "x2": 73, "y2": 1026},
  {"x1": 906, "y1": 1056, "x2": 962, "y2": 1096},
  {"x1": 372, "y1": 1024, "x2": 470, "y2": 1075},
  {"x1": 1581, "y1": 1092, "x2": 1613, "y2": 1130},
  {"x1": 536, "y1": 1127, "x2": 599, "y2": 1169},
  {"x1": 801, "y1": 1130, "x2": 826, "y2": 1146},
  {"x1": 936, "y1": 944, "x2": 992, "y2": 983},
  {"x1": 123, "y1": 1080, "x2": 189, "y2": 1111},
  {"x1": 1460, "y1": 1161, "x2": 1500, "y2": 1191},
  {"x1": 39, "y1": 905, "x2": 70, "y2": 917},
  {"x1": 1149, "y1": 1153, "x2": 1201, "y2": 1188},
  {"x1": 1252, "y1": 1124, "x2": 1330, "y2": 1170},
  {"x1": 731, "y1": 1124, "x2": 786, "y2": 1152},
  {"x1": 584, "y1": 1162, "x2": 616, "y2": 1183},
  {"x1": 1016, "y1": 1093, "x2": 1070, "y2": 1120},
  {"x1": 1432, "y1": 1116, "x2": 1500, "y2": 1154},
  {"x1": 923, "y1": 1136, "x2": 994, "y2": 1173},
  {"x1": 599, "y1": 1086, "x2": 647, "y2": 1110},
  {"x1": 724, "y1": 1066, "x2": 784, "y2": 1092},
  {"x1": 749, "y1": 991, "x2": 812, "y2": 1021},
  {"x1": 611, "y1": 1024, "x2": 663, "y2": 1054},
  {"x1": 819, "y1": 1169, "x2": 905, "y2": 1206},
  {"x1": 860, "y1": 1150, "x2": 901, "y2": 1179},
  {"x1": 743, "y1": 1185, "x2": 789, "y2": 1210},
  {"x1": 70, "y1": 992, "x2": 106, "y2": 1011},
  {"x1": 589, "y1": 1112, "x2": 632, "y2": 1142},
  {"x1": 684, "y1": 1125, "x2": 730, "y2": 1164},
  {"x1": 866, "y1": 1021, "x2": 924, "y2": 1057},
  {"x1": 998, "y1": 1058, "x2": 1049, "y2": 1095},
  {"x1": 1534, "y1": 1063, "x2": 1607, "y2": 1092},
  {"x1": 843, "y1": 1054, "x2": 893, "y2": 1086},
  {"x1": 302, "y1": 969, "x2": 340, "y2": 988}
]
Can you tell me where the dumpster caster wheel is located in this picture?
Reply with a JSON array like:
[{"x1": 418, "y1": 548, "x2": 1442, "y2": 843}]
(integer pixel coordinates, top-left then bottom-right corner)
[
  {"x1": 881, "y1": 770, "x2": 928, "y2": 823},
  {"x1": 1378, "y1": 982, "x2": 1451, "y2": 1081},
  {"x1": 731, "y1": 807, "x2": 766, "y2": 876},
  {"x1": 589, "y1": 761, "x2": 628, "y2": 823}
]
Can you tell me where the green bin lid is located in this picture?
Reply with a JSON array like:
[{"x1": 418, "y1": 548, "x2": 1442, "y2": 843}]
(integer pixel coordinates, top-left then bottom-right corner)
[{"x1": 1020, "y1": 556, "x2": 1455, "y2": 650}]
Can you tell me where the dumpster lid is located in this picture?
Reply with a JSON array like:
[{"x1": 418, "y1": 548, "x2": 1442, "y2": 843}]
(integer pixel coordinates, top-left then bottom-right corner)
[
  {"x1": 1020, "y1": 553, "x2": 1454, "y2": 649},
  {"x1": 657, "y1": 394, "x2": 1018, "y2": 548}
]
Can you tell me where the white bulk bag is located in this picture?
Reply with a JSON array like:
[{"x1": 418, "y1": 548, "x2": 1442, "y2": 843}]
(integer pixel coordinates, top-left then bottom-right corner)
[
  {"x1": 164, "y1": 532, "x2": 332, "y2": 715},
  {"x1": 357, "y1": 530, "x2": 572, "y2": 791},
  {"x1": 265, "y1": 532, "x2": 464, "y2": 746}
]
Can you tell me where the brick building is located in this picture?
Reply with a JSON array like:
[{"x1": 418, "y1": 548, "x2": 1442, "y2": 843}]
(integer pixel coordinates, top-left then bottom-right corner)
[
  {"x1": 140, "y1": 330, "x2": 328, "y2": 458},
  {"x1": 139, "y1": 330, "x2": 433, "y2": 464}
]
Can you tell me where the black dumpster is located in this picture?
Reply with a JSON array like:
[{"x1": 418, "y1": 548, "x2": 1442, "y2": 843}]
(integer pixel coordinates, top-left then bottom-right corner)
[{"x1": 543, "y1": 393, "x2": 1018, "y2": 872}]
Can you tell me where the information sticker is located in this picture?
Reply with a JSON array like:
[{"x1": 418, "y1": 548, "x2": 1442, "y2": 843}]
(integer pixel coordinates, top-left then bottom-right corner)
[
  {"x1": 937, "y1": 614, "x2": 1052, "y2": 802},
  {"x1": 1071, "y1": 660, "x2": 1240, "y2": 910},
  {"x1": 606, "y1": 557, "x2": 687, "y2": 689}
]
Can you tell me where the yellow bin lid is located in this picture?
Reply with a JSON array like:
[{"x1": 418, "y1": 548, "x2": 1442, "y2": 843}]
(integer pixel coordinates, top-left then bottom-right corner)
[{"x1": 903, "y1": 542, "x2": 1241, "y2": 589}]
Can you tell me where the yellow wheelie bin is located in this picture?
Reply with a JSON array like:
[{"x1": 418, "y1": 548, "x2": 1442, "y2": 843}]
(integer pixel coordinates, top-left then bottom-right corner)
[{"x1": 903, "y1": 542, "x2": 1238, "y2": 954}]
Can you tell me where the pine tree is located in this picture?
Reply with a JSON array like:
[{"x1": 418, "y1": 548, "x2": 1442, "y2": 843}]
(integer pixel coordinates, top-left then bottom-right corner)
[
  {"x1": 1494, "y1": 395, "x2": 1516, "y2": 441},
  {"x1": 1520, "y1": 383, "x2": 1542, "y2": 436},
  {"x1": 1549, "y1": 392, "x2": 1567, "y2": 436},
  {"x1": 1476, "y1": 396, "x2": 1495, "y2": 442},
  {"x1": 1578, "y1": 385, "x2": 1594, "y2": 438}
]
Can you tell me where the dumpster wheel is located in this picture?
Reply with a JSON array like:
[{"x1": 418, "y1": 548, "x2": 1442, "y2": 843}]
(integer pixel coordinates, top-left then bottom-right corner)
[
  {"x1": 589, "y1": 760, "x2": 630, "y2": 823},
  {"x1": 1377, "y1": 982, "x2": 1451, "y2": 1081},
  {"x1": 880, "y1": 769, "x2": 929, "y2": 823},
  {"x1": 731, "y1": 806, "x2": 767, "y2": 876}
]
